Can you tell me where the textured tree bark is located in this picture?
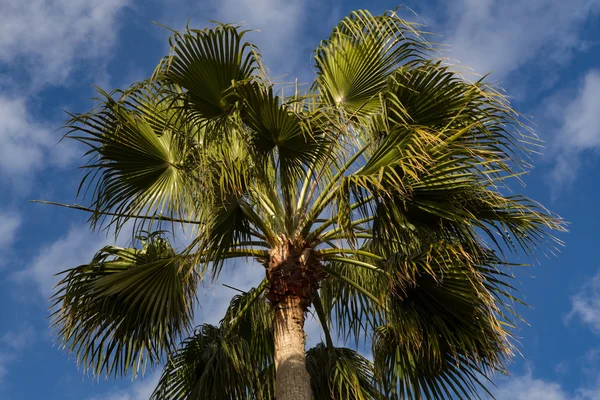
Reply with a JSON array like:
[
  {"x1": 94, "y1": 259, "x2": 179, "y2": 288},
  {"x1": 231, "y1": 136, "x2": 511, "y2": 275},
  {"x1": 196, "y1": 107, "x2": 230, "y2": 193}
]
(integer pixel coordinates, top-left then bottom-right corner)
[{"x1": 274, "y1": 295, "x2": 312, "y2": 400}]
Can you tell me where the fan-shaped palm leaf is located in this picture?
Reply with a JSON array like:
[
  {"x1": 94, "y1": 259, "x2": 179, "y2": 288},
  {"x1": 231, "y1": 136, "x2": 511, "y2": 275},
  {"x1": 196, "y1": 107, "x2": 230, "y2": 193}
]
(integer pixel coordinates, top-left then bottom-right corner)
[
  {"x1": 65, "y1": 84, "x2": 201, "y2": 231},
  {"x1": 152, "y1": 324, "x2": 263, "y2": 400},
  {"x1": 153, "y1": 283, "x2": 273, "y2": 400},
  {"x1": 307, "y1": 342, "x2": 381, "y2": 400},
  {"x1": 51, "y1": 232, "x2": 197, "y2": 378},
  {"x1": 153, "y1": 23, "x2": 260, "y2": 122},
  {"x1": 314, "y1": 9, "x2": 430, "y2": 117}
]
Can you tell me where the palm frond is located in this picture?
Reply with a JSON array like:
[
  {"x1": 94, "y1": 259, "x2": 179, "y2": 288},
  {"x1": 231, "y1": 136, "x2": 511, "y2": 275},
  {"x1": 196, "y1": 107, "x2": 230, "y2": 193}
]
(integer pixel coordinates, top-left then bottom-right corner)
[
  {"x1": 152, "y1": 324, "x2": 264, "y2": 400},
  {"x1": 371, "y1": 242, "x2": 516, "y2": 400},
  {"x1": 313, "y1": 9, "x2": 431, "y2": 118},
  {"x1": 65, "y1": 83, "x2": 201, "y2": 232},
  {"x1": 307, "y1": 343, "x2": 381, "y2": 400},
  {"x1": 153, "y1": 24, "x2": 260, "y2": 122},
  {"x1": 319, "y1": 247, "x2": 387, "y2": 345},
  {"x1": 234, "y1": 81, "x2": 331, "y2": 189},
  {"x1": 154, "y1": 284, "x2": 273, "y2": 400},
  {"x1": 221, "y1": 280, "x2": 274, "y2": 371},
  {"x1": 51, "y1": 232, "x2": 197, "y2": 378}
]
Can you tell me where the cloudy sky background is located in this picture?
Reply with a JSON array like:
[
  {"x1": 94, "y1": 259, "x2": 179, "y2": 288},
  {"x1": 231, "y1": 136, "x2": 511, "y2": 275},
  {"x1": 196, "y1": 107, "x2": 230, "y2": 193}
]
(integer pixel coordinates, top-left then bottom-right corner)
[{"x1": 1, "y1": 0, "x2": 600, "y2": 398}]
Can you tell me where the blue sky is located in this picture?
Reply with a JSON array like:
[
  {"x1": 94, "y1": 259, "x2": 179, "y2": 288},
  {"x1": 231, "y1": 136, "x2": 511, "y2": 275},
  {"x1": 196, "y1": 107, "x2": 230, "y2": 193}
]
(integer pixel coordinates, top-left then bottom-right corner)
[{"x1": 1, "y1": 0, "x2": 600, "y2": 399}]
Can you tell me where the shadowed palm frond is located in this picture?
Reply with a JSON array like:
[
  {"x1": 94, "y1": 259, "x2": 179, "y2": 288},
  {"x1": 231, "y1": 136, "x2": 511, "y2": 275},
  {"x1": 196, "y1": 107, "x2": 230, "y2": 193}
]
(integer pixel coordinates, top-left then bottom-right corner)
[
  {"x1": 152, "y1": 324, "x2": 263, "y2": 400},
  {"x1": 321, "y1": 237, "x2": 520, "y2": 399},
  {"x1": 307, "y1": 342, "x2": 381, "y2": 400},
  {"x1": 51, "y1": 232, "x2": 197, "y2": 378},
  {"x1": 373, "y1": 242, "x2": 516, "y2": 399},
  {"x1": 153, "y1": 283, "x2": 273, "y2": 400}
]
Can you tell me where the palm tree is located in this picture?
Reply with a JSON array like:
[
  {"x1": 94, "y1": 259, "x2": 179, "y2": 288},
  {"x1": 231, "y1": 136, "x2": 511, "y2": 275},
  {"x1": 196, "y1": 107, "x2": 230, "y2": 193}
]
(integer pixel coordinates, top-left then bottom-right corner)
[{"x1": 49, "y1": 9, "x2": 564, "y2": 400}]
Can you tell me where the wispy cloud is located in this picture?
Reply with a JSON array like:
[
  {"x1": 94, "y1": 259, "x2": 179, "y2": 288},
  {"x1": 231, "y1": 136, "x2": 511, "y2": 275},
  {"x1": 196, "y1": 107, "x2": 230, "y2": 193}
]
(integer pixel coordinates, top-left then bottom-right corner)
[
  {"x1": 546, "y1": 70, "x2": 600, "y2": 185},
  {"x1": 441, "y1": 0, "x2": 599, "y2": 82},
  {"x1": 0, "y1": 212, "x2": 21, "y2": 249},
  {"x1": 0, "y1": 0, "x2": 129, "y2": 89},
  {"x1": 566, "y1": 269, "x2": 600, "y2": 334},
  {"x1": 0, "y1": 325, "x2": 35, "y2": 384},
  {"x1": 211, "y1": 0, "x2": 308, "y2": 77},
  {"x1": 156, "y1": 0, "x2": 313, "y2": 83},
  {"x1": 490, "y1": 362, "x2": 600, "y2": 400},
  {"x1": 0, "y1": 211, "x2": 22, "y2": 267},
  {"x1": 492, "y1": 370, "x2": 570, "y2": 400},
  {"x1": 15, "y1": 224, "x2": 113, "y2": 298},
  {"x1": 87, "y1": 371, "x2": 161, "y2": 400},
  {"x1": 0, "y1": 96, "x2": 78, "y2": 186}
]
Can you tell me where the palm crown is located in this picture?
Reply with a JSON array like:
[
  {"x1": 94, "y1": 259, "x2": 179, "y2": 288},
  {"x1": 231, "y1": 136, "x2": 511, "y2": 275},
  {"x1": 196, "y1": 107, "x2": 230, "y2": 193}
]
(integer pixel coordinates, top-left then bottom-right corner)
[{"x1": 49, "y1": 9, "x2": 564, "y2": 400}]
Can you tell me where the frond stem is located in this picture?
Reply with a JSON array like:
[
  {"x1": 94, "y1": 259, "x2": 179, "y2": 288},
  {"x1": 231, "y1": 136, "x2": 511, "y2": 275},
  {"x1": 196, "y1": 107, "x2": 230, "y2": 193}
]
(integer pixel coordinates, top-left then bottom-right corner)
[
  {"x1": 225, "y1": 278, "x2": 269, "y2": 337},
  {"x1": 322, "y1": 266, "x2": 385, "y2": 308},
  {"x1": 322, "y1": 256, "x2": 385, "y2": 273},
  {"x1": 318, "y1": 248, "x2": 385, "y2": 262},
  {"x1": 299, "y1": 146, "x2": 367, "y2": 236},
  {"x1": 313, "y1": 292, "x2": 335, "y2": 350},
  {"x1": 30, "y1": 200, "x2": 203, "y2": 225}
]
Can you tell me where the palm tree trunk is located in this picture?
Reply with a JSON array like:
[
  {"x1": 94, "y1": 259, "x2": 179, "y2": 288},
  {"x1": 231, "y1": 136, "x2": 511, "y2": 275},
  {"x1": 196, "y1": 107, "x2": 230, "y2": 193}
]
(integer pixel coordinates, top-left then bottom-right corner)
[{"x1": 274, "y1": 295, "x2": 312, "y2": 400}]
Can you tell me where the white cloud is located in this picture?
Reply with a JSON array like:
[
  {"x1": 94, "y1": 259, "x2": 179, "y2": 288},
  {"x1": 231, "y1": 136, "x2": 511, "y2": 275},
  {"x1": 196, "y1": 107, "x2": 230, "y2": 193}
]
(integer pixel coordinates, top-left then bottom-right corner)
[
  {"x1": 0, "y1": 0, "x2": 129, "y2": 88},
  {"x1": 567, "y1": 269, "x2": 600, "y2": 334},
  {"x1": 0, "y1": 96, "x2": 78, "y2": 181},
  {"x1": 490, "y1": 367, "x2": 600, "y2": 400},
  {"x1": 548, "y1": 70, "x2": 600, "y2": 184},
  {"x1": 0, "y1": 325, "x2": 35, "y2": 352},
  {"x1": 492, "y1": 371, "x2": 570, "y2": 400},
  {"x1": 0, "y1": 212, "x2": 21, "y2": 248},
  {"x1": 88, "y1": 371, "x2": 160, "y2": 400},
  {"x1": 0, "y1": 325, "x2": 36, "y2": 384},
  {"x1": 212, "y1": 0, "x2": 307, "y2": 75},
  {"x1": 158, "y1": 0, "x2": 310, "y2": 81},
  {"x1": 442, "y1": 0, "x2": 600, "y2": 80},
  {"x1": 16, "y1": 224, "x2": 112, "y2": 298}
]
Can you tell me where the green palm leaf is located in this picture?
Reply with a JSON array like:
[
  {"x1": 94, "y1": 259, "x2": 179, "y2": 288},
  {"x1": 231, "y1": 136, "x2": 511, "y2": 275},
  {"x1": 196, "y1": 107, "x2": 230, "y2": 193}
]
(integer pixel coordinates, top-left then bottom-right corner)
[
  {"x1": 66, "y1": 84, "x2": 200, "y2": 231},
  {"x1": 234, "y1": 81, "x2": 331, "y2": 184},
  {"x1": 307, "y1": 343, "x2": 381, "y2": 400},
  {"x1": 51, "y1": 232, "x2": 197, "y2": 378},
  {"x1": 152, "y1": 324, "x2": 263, "y2": 400},
  {"x1": 153, "y1": 24, "x2": 259, "y2": 122},
  {"x1": 153, "y1": 284, "x2": 273, "y2": 400},
  {"x1": 371, "y1": 241, "x2": 515, "y2": 399},
  {"x1": 314, "y1": 9, "x2": 430, "y2": 117}
]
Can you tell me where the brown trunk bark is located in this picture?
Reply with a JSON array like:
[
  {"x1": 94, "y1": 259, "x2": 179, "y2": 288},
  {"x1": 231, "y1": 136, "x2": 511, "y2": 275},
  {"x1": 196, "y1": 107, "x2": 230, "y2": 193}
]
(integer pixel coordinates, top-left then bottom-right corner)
[{"x1": 274, "y1": 295, "x2": 312, "y2": 400}]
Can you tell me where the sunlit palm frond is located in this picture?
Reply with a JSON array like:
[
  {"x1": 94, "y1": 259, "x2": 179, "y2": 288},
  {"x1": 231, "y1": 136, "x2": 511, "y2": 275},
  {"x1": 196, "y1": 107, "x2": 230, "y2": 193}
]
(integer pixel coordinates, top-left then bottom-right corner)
[
  {"x1": 51, "y1": 232, "x2": 197, "y2": 378},
  {"x1": 153, "y1": 23, "x2": 260, "y2": 122},
  {"x1": 314, "y1": 9, "x2": 431, "y2": 118},
  {"x1": 319, "y1": 61, "x2": 564, "y2": 258},
  {"x1": 234, "y1": 81, "x2": 331, "y2": 185},
  {"x1": 65, "y1": 84, "x2": 201, "y2": 231}
]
